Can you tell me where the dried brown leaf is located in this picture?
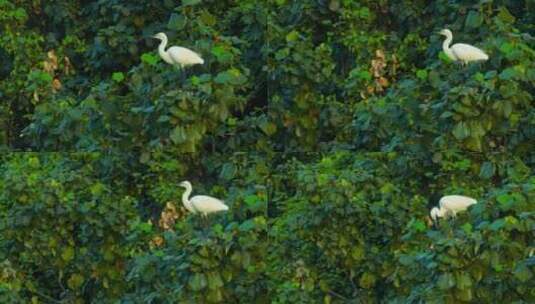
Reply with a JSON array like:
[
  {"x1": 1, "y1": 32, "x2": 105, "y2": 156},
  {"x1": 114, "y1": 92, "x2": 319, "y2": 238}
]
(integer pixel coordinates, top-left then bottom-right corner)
[
  {"x1": 377, "y1": 77, "x2": 389, "y2": 88},
  {"x1": 158, "y1": 201, "x2": 180, "y2": 231},
  {"x1": 150, "y1": 235, "x2": 164, "y2": 248},
  {"x1": 47, "y1": 50, "x2": 58, "y2": 71},
  {"x1": 52, "y1": 78, "x2": 62, "y2": 92},
  {"x1": 64, "y1": 57, "x2": 74, "y2": 75}
]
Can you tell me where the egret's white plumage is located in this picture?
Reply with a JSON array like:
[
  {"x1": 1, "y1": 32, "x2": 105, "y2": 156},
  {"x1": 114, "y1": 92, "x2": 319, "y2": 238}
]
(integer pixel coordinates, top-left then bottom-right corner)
[
  {"x1": 152, "y1": 32, "x2": 204, "y2": 68},
  {"x1": 430, "y1": 195, "x2": 477, "y2": 221},
  {"x1": 440, "y1": 29, "x2": 488, "y2": 65},
  {"x1": 179, "y1": 181, "x2": 228, "y2": 217}
]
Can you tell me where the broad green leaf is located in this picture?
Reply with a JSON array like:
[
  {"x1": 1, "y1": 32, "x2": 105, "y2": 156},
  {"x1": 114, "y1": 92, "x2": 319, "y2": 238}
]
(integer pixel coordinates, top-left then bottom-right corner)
[
  {"x1": 357, "y1": 70, "x2": 372, "y2": 81},
  {"x1": 428, "y1": 70, "x2": 441, "y2": 87},
  {"x1": 411, "y1": 219, "x2": 427, "y2": 232},
  {"x1": 513, "y1": 264, "x2": 533, "y2": 282},
  {"x1": 499, "y1": 68, "x2": 516, "y2": 80},
  {"x1": 138, "y1": 221, "x2": 152, "y2": 233},
  {"x1": 286, "y1": 30, "x2": 299, "y2": 42},
  {"x1": 28, "y1": 157, "x2": 40, "y2": 168},
  {"x1": 239, "y1": 219, "x2": 256, "y2": 231},
  {"x1": 211, "y1": 46, "x2": 233, "y2": 63},
  {"x1": 502, "y1": 100, "x2": 512, "y2": 118},
  {"x1": 452, "y1": 121, "x2": 470, "y2": 140},
  {"x1": 200, "y1": 11, "x2": 216, "y2": 26},
  {"x1": 67, "y1": 274, "x2": 84, "y2": 290},
  {"x1": 214, "y1": 71, "x2": 232, "y2": 84},
  {"x1": 479, "y1": 162, "x2": 495, "y2": 179},
  {"x1": 439, "y1": 51, "x2": 452, "y2": 62},
  {"x1": 241, "y1": 252, "x2": 251, "y2": 268},
  {"x1": 457, "y1": 288, "x2": 473, "y2": 301},
  {"x1": 489, "y1": 219, "x2": 505, "y2": 231},
  {"x1": 167, "y1": 13, "x2": 186, "y2": 30},
  {"x1": 188, "y1": 273, "x2": 207, "y2": 291},
  {"x1": 461, "y1": 223, "x2": 472, "y2": 233},
  {"x1": 181, "y1": 0, "x2": 201, "y2": 6},
  {"x1": 259, "y1": 121, "x2": 277, "y2": 136},
  {"x1": 465, "y1": 11, "x2": 482, "y2": 28},
  {"x1": 359, "y1": 272, "x2": 376, "y2": 289},
  {"x1": 351, "y1": 246, "x2": 365, "y2": 262},
  {"x1": 499, "y1": 42, "x2": 514, "y2": 55},
  {"x1": 416, "y1": 69, "x2": 427, "y2": 80},
  {"x1": 328, "y1": 0, "x2": 340, "y2": 11},
  {"x1": 455, "y1": 272, "x2": 472, "y2": 290},
  {"x1": 141, "y1": 53, "x2": 158, "y2": 66},
  {"x1": 497, "y1": 193, "x2": 512, "y2": 205},
  {"x1": 219, "y1": 163, "x2": 235, "y2": 180},
  {"x1": 111, "y1": 72, "x2": 124, "y2": 82},
  {"x1": 244, "y1": 195, "x2": 258, "y2": 206},
  {"x1": 169, "y1": 126, "x2": 187, "y2": 144},
  {"x1": 61, "y1": 246, "x2": 75, "y2": 262},
  {"x1": 207, "y1": 289, "x2": 223, "y2": 302},
  {"x1": 497, "y1": 7, "x2": 516, "y2": 23},
  {"x1": 437, "y1": 273, "x2": 455, "y2": 290},
  {"x1": 207, "y1": 272, "x2": 224, "y2": 290}
]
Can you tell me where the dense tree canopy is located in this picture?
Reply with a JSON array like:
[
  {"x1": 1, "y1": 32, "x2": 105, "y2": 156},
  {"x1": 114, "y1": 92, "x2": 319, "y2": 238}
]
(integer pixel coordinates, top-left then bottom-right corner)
[{"x1": 1, "y1": 0, "x2": 534, "y2": 303}]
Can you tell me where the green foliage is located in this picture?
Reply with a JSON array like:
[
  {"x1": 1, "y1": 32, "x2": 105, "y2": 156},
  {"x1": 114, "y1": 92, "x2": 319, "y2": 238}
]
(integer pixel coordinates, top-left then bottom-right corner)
[
  {"x1": 0, "y1": 154, "x2": 139, "y2": 300},
  {"x1": 1, "y1": 0, "x2": 534, "y2": 303},
  {"x1": 270, "y1": 152, "x2": 427, "y2": 301},
  {"x1": 123, "y1": 153, "x2": 268, "y2": 303},
  {"x1": 270, "y1": 152, "x2": 534, "y2": 302},
  {"x1": 124, "y1": 214, "x2": 267, "y2": 303},
  {"x1": 392, "y1": 176, "x2": 535, "y2": 302},
  {"x1": 267, "y1": 0, "x2": 534, "y2": 302}
]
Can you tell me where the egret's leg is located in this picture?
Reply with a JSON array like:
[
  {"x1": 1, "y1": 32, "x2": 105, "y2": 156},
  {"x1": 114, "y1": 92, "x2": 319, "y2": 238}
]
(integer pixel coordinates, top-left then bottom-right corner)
[
  {"x1": 178, "y1": 65, "x2": 186, "y2": 83},
  {"x1": 202, "y1": 214, "x2": 209, "y2": 229},
  {"x1": 175, "y1": 64, "x2": 184, "y2": 82}
]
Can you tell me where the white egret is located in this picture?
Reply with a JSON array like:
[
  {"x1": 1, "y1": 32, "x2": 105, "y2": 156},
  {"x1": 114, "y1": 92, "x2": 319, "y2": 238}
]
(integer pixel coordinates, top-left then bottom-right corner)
[
  {"x1": 439, "y1": 29, "x2": 489, "y2": 65},
  {"x1": 430, "y1": 195, "x2": 477, "y2": 221},
  {"x1": 152, "y1": 32, "x2": 204, "y2": 68},
  {"x1": 179, "y1": 181, "x2": 228, "y2": 217}
]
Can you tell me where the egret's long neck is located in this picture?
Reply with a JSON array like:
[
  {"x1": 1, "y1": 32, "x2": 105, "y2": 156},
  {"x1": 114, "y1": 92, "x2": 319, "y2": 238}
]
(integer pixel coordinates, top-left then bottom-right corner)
[
  {"x1": 442, "y1": 34, "x2": 457, "y2": 61},
  {"x1": 157, "y1": 37, "x2": 173, "y2": 64},
  {"x1": 181, "y1": 185, "x2": 196, "y2": 213}
]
